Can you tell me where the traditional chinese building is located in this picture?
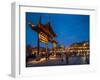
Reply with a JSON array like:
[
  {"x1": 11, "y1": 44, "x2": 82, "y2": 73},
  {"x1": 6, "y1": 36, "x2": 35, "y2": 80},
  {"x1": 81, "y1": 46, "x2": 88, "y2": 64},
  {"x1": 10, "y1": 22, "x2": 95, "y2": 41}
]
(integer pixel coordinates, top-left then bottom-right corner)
[{"x1": 28, "y1": 17, "x2": 57, "y2": 58}]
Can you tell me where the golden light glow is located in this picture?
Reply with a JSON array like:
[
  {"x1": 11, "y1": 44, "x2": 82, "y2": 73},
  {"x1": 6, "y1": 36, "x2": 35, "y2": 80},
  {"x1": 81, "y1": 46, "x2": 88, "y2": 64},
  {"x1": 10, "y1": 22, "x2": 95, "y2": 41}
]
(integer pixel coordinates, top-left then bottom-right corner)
[
  {"x1": 27, "y1": 58, "x2": 46, "y2": 64},
  {"x1": 39, "y1": 32, "x2": 48, "y2": 43}
]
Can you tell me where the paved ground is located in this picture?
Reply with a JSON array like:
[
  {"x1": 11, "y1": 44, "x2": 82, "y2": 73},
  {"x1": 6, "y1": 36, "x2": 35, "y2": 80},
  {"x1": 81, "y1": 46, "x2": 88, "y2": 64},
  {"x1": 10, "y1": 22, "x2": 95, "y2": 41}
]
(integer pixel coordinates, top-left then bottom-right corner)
[
  {"x1": 26, "y1": 55, "x2": 66, "y2": 67},
  {"x1": 26, "y1": 54, "x2": 89, "y2": 67}
]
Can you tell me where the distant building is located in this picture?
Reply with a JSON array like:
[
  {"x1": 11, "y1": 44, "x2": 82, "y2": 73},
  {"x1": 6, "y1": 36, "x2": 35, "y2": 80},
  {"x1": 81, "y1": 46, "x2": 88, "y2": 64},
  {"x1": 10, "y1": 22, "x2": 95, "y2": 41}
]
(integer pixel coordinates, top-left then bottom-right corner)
[
  {"x1": 66, "y1": 41, "x2": 89, "y2": 56},
  {"x1": 31, "y1": 47, "x2": 50, "y2": 55}
]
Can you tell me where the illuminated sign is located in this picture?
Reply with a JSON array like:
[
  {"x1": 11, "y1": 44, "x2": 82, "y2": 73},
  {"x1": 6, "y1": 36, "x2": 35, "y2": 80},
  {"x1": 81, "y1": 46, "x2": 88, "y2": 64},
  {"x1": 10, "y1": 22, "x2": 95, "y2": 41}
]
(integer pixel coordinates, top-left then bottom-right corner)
[{"x1": 39, "y1": 32, "x2": 48, "y2": 43}]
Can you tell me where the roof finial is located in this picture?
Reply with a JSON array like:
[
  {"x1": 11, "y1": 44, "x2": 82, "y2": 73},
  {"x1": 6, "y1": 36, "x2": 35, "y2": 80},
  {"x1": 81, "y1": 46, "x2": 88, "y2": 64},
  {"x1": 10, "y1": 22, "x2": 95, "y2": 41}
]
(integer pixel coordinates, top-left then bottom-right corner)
[{"x1": 38, "y1": 15, "x2": 41, "y2": 24}]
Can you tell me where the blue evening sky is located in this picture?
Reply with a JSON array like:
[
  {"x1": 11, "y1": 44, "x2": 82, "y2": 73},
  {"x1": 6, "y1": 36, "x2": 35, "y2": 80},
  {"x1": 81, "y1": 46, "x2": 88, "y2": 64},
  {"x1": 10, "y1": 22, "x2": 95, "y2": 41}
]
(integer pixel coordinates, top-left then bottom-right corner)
[{"x1": 26, "y1": 12, "x2": 89, "y2": 48}]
